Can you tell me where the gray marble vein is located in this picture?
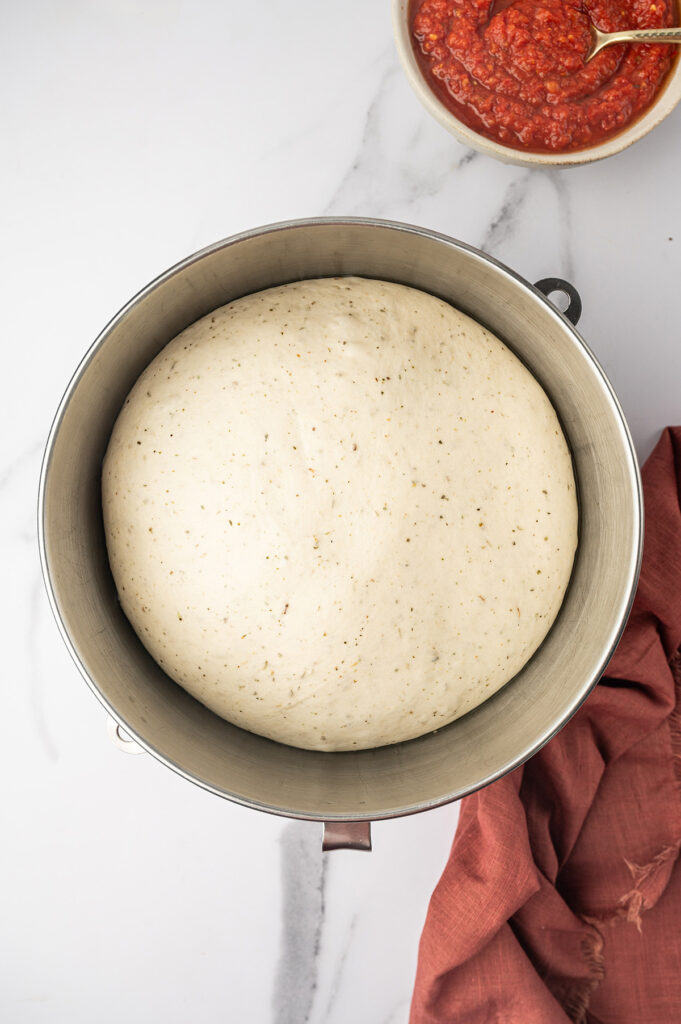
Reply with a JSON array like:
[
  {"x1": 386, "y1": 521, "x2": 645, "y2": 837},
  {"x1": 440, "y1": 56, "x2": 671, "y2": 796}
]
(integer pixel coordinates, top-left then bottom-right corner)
[
  {"x1": 319, "y1": 910, "x2": 359, "y2": 1022},
  {"x1": 324, "y1": 53, "x2": 478, "y2": 218},
  {"x1": 543, "y1": 169, "x2": 575, "y2": 283},
  {"x1": 323, "y1": 55, "x2": 399, "y2": 215},
  {"x1": 26, "y1": 571, "x2": 59, "y2": 762},
  {"x1": 456, "y1": 149, "x2": 479, "y2": 170},
  {"x1": 0, "y1": 440, "x2": 42, "y2": 495},
  {"x1": 273, "y1": 821, "x2": 328, "y2": 1024},
  {"x1": 479, "y1": 170, "x2": 533, "y2": 255}
]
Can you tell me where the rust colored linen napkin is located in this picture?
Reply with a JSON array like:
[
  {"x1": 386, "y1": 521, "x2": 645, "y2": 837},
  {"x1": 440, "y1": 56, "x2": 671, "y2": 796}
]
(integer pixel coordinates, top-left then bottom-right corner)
[{"x1": 410, "y1": 427, "x2": 681, "y2": 1024}]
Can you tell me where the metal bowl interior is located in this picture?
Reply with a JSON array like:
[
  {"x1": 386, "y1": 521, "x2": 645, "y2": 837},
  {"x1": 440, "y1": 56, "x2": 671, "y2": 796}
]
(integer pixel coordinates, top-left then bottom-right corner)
[
  {"x1": 392, "y1": 0, "x2": 681, "y2": 168},
  {"x1": 39, "y1": 219, "x2": 642, "y2": 820}
]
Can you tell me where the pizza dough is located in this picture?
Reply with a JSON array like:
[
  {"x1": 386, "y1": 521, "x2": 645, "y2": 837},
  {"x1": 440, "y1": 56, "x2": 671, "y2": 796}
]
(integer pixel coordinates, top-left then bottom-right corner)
[{"x1": 102, "y1": 277, "x2": 578, "y2": 751}]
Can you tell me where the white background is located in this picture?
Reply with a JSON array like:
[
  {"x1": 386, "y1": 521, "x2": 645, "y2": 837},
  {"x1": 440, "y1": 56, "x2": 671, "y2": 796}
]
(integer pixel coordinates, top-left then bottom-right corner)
[{"x1": 3, "y1": 1, "x2": 681, "y2": 1021}]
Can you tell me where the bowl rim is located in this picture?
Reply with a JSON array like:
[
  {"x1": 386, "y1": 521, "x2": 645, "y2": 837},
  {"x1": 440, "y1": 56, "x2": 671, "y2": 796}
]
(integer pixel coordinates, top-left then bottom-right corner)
[
  {"x1": 391, "y1": 0, "x2": 681, "y2": 167},
  {"x1": 38, "y1": 216, "x2": 644, "y2": 821}
]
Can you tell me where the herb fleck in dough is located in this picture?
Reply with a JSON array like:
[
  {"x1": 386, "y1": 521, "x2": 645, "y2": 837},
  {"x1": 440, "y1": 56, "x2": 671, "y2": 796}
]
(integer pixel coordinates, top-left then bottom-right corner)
[{"x1": 102, "y1": 278, "x2": 578, "y2": 751}]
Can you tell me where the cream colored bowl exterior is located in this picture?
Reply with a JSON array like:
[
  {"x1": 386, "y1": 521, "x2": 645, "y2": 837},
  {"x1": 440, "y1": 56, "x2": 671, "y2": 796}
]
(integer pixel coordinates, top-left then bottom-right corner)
[
  {"x1": 392, "y1": 0, "x2": 681, "y2": 167},
  {"x1": 39, "y1": 219, "x2": 642, "y2": 821}
]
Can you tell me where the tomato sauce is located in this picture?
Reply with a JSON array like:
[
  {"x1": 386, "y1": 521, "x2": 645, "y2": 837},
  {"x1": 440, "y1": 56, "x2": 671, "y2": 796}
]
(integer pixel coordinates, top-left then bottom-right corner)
[{"x1": 411, "y1": 0, "x2": 676, "y2": 152}]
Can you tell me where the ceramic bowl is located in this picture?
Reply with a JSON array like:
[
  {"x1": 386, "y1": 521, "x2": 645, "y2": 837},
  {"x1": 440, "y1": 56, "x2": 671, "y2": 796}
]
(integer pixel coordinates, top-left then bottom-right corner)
[{"x1": 392, "y1": 0, "x2": 681, "y2": 167}]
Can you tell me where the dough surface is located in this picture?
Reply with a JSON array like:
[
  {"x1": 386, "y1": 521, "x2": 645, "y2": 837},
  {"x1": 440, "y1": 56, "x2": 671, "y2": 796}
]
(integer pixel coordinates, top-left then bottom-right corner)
[{"x1": 103, "y1": 278, "x2": 577, "y2": 751}]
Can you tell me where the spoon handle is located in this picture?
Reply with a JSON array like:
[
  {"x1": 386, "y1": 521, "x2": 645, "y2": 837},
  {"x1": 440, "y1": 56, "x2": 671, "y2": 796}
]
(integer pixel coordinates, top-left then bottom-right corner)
[{"x1": 606, "y1": 27, "x2": 681, "y2": 45}]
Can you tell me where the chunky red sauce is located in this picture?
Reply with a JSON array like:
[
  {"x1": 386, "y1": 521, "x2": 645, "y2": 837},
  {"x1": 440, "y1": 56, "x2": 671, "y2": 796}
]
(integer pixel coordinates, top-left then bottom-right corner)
[{"x1": 411, "y1": 0, "x2": 676, "y2": 152}]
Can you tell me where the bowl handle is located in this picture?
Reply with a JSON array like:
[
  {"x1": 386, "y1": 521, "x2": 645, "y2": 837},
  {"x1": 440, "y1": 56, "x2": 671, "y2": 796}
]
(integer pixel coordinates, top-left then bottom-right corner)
[
  {"x1": 534, "y1": 277, "x2": 582, "y2": 326},
  {"x1": 107, "y1": 715, "x2": 143, "y2": 754},
  {"x1": 322, "y1": 821, "x2": 372, "y2": 852}
]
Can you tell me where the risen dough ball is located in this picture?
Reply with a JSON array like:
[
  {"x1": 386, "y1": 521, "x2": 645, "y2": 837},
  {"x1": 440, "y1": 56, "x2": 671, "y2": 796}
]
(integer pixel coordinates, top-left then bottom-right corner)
[{"x1": 103, "y1": 278, "x2": 577, "y2": 751}]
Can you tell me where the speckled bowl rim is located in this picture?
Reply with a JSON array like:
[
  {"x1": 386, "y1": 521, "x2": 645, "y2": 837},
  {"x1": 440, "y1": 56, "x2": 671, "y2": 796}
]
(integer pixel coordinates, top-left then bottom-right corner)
[{"x1": 392, "y1": 0, "x2": 681, "y2": 167}]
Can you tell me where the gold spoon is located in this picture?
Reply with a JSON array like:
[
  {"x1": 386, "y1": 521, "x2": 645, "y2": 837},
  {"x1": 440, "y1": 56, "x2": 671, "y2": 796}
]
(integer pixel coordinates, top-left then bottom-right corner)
[
  {"x1": 588, "y1": 24, "x2": 681, "y2": 61},
  {"x1": 487, "y1": 4, "x2": 681, "y2": 62}
]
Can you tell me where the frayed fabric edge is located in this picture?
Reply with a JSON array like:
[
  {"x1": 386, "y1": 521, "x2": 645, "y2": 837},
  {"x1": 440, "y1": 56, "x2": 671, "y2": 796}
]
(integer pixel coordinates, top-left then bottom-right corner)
[
  {"x1": 620, "y1": 842, "x2": 681, "y2": 931},
  {"x1": 556, "y1": 923, "x2": 606, "y2": 1024}
]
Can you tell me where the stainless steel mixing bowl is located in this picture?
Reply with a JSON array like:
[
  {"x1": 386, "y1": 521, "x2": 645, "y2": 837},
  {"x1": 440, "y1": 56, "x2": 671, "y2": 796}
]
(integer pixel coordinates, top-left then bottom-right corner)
[{"x1": 39, "y1": 218, "x2": 642, "y2": 850}]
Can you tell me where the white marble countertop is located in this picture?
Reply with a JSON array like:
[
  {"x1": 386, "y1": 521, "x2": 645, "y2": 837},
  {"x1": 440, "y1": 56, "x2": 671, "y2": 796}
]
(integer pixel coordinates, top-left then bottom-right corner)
[{"x1": 4, "y1": 2, "x2": 681, "y2": 1021}]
